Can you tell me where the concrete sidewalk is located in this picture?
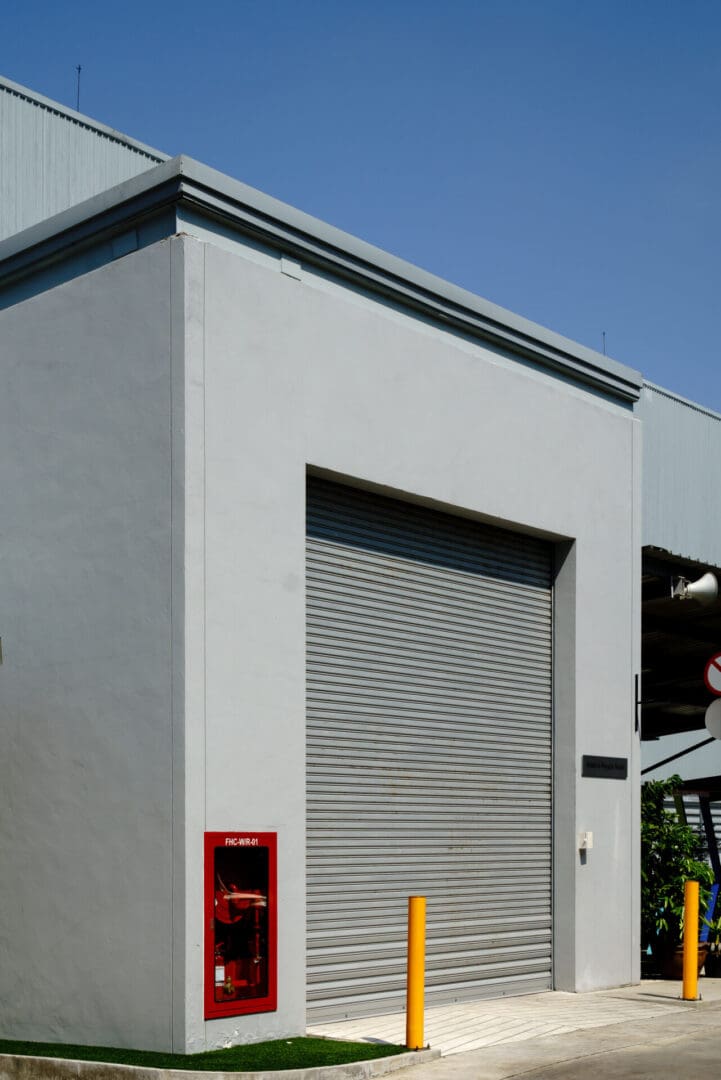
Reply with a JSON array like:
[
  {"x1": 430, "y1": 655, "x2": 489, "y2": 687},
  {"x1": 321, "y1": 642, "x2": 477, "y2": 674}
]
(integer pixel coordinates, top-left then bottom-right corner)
[
  {"x1": 311, "y1": 980, "x2": 721, "y2": 1078},
  {"x1": 393, "y1": 999, "x2": 721, "y2": 1079}
]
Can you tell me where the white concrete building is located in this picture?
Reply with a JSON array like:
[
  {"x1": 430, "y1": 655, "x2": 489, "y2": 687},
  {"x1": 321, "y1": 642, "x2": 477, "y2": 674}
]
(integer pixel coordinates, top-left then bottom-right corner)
[{"x1": 3, "y1": 73, "x2": 715, "y2": 1054}]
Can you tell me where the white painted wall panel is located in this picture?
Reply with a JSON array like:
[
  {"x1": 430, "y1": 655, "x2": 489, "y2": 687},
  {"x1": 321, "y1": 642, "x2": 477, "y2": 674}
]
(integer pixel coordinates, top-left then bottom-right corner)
[{"x1": 0, "y1": 242, "x2": 176, "y2": 1050}]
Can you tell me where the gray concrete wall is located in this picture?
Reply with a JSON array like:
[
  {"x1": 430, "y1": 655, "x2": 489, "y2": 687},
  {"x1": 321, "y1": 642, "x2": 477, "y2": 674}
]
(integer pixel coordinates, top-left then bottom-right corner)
[
  {"x1": 0, "y1": 227, "x2": 642, "y2": 1053},
  {"x1": 637, "y1": 382, "x2": 721, "y2": 566},
  {"x1": 0, "y1": 242, "x2": 177, "y2": 1051},
  {"x1": 185, "y1": 231, "x2": 640, "y2": 1047}
]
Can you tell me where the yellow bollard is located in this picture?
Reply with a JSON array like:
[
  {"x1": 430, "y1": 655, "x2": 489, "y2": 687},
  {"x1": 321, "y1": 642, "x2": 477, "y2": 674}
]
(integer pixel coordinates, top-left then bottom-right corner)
[
  {"x1": 406, "y1": 896, "x2": 426, "y2": 1049},
  {"x1": 682, "y1": 880, "x2": 699, "y2": 1001}
]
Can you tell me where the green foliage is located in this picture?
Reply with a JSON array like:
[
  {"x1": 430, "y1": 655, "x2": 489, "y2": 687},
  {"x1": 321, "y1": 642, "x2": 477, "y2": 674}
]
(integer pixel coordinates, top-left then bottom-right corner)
[
  {"x1": 0, "y1": 1037, "x2": 405, "y2": 1071},
  {"x1": 705, "y1": 912, "x2": 721, "y2": 945},
  {"x1": 641, "y1": 775, "x2": 714, "y2": 955}
]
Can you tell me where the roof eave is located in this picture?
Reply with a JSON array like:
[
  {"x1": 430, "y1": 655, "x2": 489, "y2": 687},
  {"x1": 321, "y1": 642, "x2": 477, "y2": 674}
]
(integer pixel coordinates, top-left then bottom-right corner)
[{"x1": 0, "y1": 155, "x2": 643, "y2": 404}]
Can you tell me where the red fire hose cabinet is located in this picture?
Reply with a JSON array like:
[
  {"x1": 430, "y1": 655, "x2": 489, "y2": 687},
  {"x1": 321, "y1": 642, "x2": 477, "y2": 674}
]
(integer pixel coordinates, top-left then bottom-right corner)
[{"x1": 204, "y1": 832, "x2": 277, "y2": 1018}]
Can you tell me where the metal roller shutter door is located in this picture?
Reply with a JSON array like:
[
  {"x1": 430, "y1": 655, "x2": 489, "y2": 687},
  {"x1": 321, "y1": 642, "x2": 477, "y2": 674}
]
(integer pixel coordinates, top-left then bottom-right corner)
[{"x1": 306, "y1": 477, "x2": 553, "y2": 1021}]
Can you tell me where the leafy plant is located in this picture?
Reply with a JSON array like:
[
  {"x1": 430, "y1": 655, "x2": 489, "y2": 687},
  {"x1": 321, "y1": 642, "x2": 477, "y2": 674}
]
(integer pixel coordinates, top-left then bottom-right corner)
[
  {"x1": 641, "y1": 775, "x2": 713, "y2": 959},
  {"x1": 705, "y1": 912, "x2": 721, "y2": 947}
]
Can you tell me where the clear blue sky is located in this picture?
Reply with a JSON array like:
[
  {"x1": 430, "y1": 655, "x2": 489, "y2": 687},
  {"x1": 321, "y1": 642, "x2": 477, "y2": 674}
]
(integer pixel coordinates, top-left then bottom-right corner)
[{"x1": 3, "y1": 1, "x2": 720, "y2": 408}]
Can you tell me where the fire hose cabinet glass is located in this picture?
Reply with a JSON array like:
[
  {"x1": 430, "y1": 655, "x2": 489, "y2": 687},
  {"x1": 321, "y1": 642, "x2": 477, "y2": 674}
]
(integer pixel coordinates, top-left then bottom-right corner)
[{"x1": 204, "y1": 832, "x2": 277, "y2": 1018}]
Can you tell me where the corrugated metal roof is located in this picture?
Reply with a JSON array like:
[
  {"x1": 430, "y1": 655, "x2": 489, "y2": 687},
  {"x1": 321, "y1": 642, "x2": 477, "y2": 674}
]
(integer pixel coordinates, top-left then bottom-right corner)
[
  {"x1": 0, "y1": 74, "x2": 167, "y2": 241},
  {"x1": 637, "y1": 382, "x2": 721, "y2": 567}
]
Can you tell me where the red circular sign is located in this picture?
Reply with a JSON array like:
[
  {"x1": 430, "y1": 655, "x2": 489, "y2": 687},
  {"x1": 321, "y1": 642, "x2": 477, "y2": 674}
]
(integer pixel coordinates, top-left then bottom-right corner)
[{"x1": 704, "y1": 653, "x2": 721, "y2": 695}]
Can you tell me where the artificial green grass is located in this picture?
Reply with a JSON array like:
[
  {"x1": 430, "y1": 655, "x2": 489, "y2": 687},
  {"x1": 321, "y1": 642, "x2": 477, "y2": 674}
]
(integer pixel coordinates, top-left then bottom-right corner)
[{"x1": 0, "y1": 1035, "x2": 406, "y2": 1072}]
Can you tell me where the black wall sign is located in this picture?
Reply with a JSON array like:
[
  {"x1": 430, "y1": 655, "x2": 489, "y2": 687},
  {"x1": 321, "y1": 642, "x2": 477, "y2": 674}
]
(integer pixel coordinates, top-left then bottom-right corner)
[{"x1": 582, "y1": 755, "x2": 628, "y2": 780}]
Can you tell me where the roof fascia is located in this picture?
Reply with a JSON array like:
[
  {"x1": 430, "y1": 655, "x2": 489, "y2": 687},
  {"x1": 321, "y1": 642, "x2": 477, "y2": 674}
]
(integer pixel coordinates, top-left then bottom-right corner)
[
  {"x1": 179, "y1": 159, "x2": 641, "y2": 403},
  {"x1": 0, "y1": 155, "x2": 642, "y2": 404},
  {"x1": 0, "y1": 160, "x2": 183, "y2": 285}
]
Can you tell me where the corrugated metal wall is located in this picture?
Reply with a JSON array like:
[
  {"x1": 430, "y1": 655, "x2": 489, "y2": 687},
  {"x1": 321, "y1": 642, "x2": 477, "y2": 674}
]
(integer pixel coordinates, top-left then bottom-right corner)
[
  {"x1": 637, "y1": 382, "x2": 721, "y2": 567},
  {"x1": 306, "y1": 478, "x2": 553, "y2": 1021},
  {"x1": 0, "y1": 77, "x2": 166, "y2": 242}
]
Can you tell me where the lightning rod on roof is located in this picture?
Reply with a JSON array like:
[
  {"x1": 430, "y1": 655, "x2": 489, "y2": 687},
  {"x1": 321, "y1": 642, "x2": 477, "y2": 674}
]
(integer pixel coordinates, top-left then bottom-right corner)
[{"x1": 76, "y1": 65, "x2": 81, "y2": 111}]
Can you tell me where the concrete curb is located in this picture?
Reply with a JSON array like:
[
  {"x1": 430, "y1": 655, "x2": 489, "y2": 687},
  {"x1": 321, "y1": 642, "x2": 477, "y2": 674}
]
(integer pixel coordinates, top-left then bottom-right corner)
[{"x1": 0, "y1": 1048, "x2": 439, "y2": 1080}]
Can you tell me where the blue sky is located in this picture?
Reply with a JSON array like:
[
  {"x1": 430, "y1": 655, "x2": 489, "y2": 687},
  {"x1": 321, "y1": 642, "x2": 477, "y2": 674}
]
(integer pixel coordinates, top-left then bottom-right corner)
[{"x1": 3, "y1": 0, "x2": 720, "y2": 408}]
